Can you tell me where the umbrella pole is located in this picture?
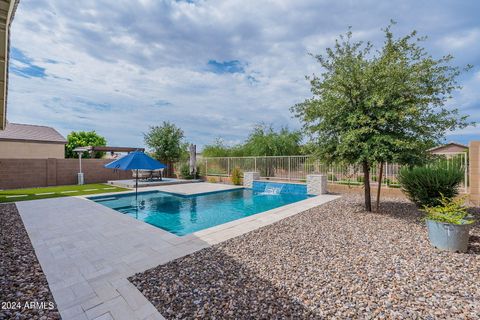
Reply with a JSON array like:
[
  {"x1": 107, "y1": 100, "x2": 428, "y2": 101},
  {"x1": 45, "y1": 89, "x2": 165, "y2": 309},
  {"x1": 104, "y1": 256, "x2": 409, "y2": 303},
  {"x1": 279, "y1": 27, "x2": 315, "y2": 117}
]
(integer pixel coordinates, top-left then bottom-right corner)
[
  {"x1": 135, "y1": 169, "x2": 138, "y2": 201},
  {"x1": 135, "y1": 169, "x2": 139, "y2": 219}
]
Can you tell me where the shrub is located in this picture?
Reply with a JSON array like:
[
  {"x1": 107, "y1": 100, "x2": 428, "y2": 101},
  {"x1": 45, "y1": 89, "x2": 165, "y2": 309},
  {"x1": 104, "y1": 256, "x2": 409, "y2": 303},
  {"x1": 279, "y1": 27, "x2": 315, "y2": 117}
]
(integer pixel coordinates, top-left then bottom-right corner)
[
  {"x1": 231, "y1": 167, "x2": 242, "y2": 185},
  {"x1": 180, "y1": 163, "x2": 193, "y2": 179},
  {"x1": 337, "y1": 179, "x2": 361, "y2": 186},
  {"x1": 195, "y1": 165, "x2": 201, "y2": 178},
  {"x1": 398, "y1": 164, "x2": 464, "y2": 207},
  {"x1": 387, "y1": 179, "x2": 400, "y2": 187},
  {"x1": 356, "y1": 176, "x2": 364, "y2": 183},
  {"x1": 208, "y1": 177, "x2": 217, "y2": 183},
  {"x1": 197, "y1": 163, "x2": 206, "y2": 176},
  {"x1": 422, "y1": 195, "x2": 473, "y2": 225},
  {"x1": 179, "y1": 163, "x2": 201, "y2": 179}
]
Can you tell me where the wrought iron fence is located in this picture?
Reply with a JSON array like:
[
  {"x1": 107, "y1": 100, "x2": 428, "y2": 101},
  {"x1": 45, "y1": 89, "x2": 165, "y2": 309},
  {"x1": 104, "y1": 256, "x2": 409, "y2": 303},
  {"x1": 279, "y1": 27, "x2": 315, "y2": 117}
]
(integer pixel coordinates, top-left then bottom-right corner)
[{"x1": 200, "y1": 153, "x2": 468, "y2": 191}]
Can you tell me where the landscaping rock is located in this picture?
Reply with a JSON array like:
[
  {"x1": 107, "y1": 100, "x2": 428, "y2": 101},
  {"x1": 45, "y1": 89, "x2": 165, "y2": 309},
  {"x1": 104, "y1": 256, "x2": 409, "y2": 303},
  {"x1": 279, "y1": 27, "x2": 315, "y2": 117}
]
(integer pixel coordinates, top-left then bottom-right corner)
[
  {"x1": 130, "y1": 195, "x2": 480, "y2": 319},
  {"x1": 0, "y1": 203, "x2": 60, "y2": 320}
]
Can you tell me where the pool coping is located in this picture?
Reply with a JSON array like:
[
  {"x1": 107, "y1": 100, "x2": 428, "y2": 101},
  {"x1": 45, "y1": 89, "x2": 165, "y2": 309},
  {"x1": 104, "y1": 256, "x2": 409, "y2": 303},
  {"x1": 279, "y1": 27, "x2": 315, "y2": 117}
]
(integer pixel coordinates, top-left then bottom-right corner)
[
  {"x1": 82, "y1": 190, "x2": 339, "y2": 245},
  {"x1": 16, "y1": 183, "x2": 340, "y2": 320},
  {"x1": 186, "y1": 193, "x2": 340, "y2": 243},
  {"x1": 84, "y1": 184, "x2": 320, "y2": 239}
]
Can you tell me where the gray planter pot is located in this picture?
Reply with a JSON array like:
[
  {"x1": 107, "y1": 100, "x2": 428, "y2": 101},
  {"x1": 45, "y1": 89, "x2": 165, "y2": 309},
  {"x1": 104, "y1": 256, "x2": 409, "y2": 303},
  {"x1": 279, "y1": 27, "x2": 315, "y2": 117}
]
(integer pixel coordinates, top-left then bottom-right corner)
[{"x1": 426, "y1": 220, "x2": 472, "y2": 253}]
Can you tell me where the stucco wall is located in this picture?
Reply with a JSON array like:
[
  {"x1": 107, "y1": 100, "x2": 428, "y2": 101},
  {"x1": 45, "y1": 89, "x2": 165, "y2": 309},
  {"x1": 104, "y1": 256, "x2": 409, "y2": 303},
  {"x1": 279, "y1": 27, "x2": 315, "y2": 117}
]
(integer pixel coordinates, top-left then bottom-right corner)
[
  {"x1": 469, "y1": 141, "x2": 480, "y2": 206},
  {"x1": 0, "y1": 141, "x2": 65, "y2": 159}
]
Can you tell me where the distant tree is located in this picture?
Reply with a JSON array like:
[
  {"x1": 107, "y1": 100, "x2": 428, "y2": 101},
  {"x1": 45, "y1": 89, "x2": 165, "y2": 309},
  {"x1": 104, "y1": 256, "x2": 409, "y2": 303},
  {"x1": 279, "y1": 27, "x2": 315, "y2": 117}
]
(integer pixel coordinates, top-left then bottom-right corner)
[
  {"x1": 144, "y1": 122, "x2": 188, "y2": 166},
  {"x1": 65, "y1": 131, "x2": 107, "y2": 158},
  {"x1": 242, "y1": 124, "x2": 303, "y2": 156},
  {"x1": 204, "y1": 124, "x2": 303, "y2": 157},
  {"x1": 202, "y1": 138, "x2": 235, "y2": 157},
  {"x1": 292, "y1": 23, "x2": 472, "y2": 211}
]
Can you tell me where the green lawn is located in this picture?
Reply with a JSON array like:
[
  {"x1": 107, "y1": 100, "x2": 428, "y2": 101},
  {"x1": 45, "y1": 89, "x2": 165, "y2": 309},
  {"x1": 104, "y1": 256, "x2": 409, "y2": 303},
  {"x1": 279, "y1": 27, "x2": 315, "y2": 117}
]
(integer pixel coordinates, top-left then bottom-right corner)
[{"x1": 0, "y1": 183, "x2": 130, "y2": 203}]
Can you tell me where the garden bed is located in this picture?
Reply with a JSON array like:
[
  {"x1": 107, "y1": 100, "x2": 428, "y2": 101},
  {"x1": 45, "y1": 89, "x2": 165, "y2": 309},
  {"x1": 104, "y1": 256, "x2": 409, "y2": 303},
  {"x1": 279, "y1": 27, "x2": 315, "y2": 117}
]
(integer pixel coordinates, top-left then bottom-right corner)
[
  {"x1": 130, "y1": 195, "x2": 480, "y2": 319},
  {"x1": 0, "y1": 203, "x2": 60, "y2": 319}
]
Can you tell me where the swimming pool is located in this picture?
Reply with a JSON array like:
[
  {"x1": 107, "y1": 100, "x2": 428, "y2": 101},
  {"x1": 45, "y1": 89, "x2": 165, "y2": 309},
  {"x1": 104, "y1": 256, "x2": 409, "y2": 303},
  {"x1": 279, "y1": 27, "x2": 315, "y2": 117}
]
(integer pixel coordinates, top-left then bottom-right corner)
[{"x1": 90, "y1": 189, "x2": 310, "y2": 236}]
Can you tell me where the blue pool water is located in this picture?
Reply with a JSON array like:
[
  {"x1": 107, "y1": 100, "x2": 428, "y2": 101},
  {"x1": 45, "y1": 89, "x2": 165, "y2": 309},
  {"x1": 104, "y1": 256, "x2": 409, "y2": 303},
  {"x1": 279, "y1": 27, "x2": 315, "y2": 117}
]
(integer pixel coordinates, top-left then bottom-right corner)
[{"x1": 90, "y1": 189, "x2": 310, "y2": 236}]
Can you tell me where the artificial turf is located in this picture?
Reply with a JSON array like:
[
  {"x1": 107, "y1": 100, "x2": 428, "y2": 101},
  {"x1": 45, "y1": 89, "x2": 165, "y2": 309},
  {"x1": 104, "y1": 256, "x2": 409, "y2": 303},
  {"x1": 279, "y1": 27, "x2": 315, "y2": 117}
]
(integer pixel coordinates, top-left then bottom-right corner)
[{"x1": 0, "y1": 183, "x2": 129, "y2": 203}]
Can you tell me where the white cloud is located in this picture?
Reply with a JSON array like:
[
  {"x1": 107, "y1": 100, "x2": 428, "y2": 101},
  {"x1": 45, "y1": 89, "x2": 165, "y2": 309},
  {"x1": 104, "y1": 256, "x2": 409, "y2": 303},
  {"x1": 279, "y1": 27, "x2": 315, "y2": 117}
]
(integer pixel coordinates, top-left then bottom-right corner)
[
  {"x1": 7, "y1": 0, "x2": 480, "y2": 148},
  {"x1": 438, "y1": 28, "x2": 480, "y2": 49}
]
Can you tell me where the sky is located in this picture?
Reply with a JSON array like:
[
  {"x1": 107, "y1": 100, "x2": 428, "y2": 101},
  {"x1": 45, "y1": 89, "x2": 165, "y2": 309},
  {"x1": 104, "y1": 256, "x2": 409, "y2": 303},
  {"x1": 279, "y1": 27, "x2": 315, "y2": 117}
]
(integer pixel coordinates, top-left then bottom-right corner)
[{"x1": 7, "y1": 0, "x2": 480, "y2": 149}]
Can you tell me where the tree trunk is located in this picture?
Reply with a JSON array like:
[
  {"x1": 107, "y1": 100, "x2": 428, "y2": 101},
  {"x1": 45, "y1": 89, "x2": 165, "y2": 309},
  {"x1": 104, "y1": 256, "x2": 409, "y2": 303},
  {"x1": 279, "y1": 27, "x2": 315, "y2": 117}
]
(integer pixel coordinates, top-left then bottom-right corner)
[
  {"x1": 376, "y1": 162, "x2": 384, "y2": 212},
  {"x1": 164, "y1": 161, "x2": 174, "y2": 178},
  {"x1": 363, "y1": 161, "x2": 372, "y2": 212}
]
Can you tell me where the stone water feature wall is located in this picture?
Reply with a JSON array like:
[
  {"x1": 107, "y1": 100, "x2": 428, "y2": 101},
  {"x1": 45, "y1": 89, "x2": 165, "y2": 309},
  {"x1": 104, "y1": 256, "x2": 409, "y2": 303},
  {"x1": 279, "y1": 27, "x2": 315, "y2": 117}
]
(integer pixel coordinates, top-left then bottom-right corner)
[
  {"x1": 306, "y1": 174, "x2": 327, "y2": 195},
  {"x1": 243, "y1": 172, "x2": 328, "y2": 196},
  {"x1": 243, "y1": 172, "x2": 260, "y2": 188},
  {"x1": 252, "y1": 180, "x2": 307, "y2": 195}
]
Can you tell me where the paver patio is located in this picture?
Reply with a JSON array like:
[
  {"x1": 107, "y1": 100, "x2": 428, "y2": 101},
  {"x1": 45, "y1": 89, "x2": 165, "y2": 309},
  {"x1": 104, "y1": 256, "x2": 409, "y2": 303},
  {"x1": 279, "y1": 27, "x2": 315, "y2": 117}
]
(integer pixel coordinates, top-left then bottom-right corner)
[{"x1": 16, "y1": 183, "x2": 338, "y2": 319}]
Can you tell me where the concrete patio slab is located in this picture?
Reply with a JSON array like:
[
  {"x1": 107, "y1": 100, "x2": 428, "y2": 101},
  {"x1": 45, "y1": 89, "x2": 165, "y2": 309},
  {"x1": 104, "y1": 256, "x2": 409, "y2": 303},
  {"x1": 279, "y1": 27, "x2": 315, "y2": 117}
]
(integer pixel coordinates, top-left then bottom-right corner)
[
  {"x1": 107, "y1": 178, "x2": 202, "y2": 189},
  {"x1": 81, "y1": 182, "x2": 242, "y2": 199},
  {"x1": 16, "y1": 184, "x2": 339, "y2": 320}
]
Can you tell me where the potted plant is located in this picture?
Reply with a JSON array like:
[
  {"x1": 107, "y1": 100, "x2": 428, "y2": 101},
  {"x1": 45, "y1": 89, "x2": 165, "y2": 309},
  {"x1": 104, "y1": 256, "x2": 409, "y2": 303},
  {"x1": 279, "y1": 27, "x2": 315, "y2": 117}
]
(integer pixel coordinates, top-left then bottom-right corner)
[{"x1": 422, "y1": 195, "x2": 474, "y2": 253}]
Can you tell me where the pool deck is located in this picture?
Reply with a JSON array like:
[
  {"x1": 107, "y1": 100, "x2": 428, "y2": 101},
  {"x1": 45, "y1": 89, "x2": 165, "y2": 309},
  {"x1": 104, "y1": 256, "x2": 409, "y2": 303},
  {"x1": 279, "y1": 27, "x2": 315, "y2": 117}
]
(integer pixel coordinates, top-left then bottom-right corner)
[
  {"x1": 107, "y1": 178, "x2": 202, "y2": 189},
  {"x1": 16, "y1": 183, "x2": 339, "y2": 320}
]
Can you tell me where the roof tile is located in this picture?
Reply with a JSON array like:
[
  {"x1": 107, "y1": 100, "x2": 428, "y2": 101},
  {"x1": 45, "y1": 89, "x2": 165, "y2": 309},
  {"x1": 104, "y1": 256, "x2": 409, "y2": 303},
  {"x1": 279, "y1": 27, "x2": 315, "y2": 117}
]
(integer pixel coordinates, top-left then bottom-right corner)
[{"x1": 0, "y1": 123, "x2": 66, "y2": 143}]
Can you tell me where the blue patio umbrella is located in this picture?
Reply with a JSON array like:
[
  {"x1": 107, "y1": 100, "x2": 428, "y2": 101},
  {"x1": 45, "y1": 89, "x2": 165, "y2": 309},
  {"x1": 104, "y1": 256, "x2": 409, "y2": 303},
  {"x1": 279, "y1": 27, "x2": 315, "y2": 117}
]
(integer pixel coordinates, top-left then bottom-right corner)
[{"x1": 104, "y1": 151, "x2": 166, "y2": 200}]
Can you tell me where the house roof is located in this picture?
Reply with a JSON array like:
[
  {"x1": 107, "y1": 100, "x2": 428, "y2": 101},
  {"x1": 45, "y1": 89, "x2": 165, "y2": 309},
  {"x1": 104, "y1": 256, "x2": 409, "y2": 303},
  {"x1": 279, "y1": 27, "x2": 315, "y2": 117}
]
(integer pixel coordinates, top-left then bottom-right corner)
[
  {"x1": 0, "y1": 122, "x2": 66, "y2": 144},
  {"x1": 428, "y1": 142, "x2": 468, "y2": 153}
]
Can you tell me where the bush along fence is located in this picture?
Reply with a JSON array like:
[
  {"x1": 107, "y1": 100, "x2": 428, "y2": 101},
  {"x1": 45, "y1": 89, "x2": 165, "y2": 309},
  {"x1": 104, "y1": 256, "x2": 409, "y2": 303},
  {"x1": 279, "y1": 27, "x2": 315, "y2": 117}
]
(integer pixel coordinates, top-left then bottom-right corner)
[{"x1": 199, "y1": 153, "x2": 469, "y2": 193}]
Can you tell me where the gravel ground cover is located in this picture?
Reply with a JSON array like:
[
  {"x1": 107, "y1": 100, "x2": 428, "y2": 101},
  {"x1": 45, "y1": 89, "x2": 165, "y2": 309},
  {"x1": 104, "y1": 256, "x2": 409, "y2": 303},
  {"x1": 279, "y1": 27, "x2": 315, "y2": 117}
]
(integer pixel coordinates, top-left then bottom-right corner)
[
  {"x1": 130, "y1": 195, "x2": 480, "y2": 319},
  {"x1": 0, "y1": 203, "x2": 60, "y2": 320}
]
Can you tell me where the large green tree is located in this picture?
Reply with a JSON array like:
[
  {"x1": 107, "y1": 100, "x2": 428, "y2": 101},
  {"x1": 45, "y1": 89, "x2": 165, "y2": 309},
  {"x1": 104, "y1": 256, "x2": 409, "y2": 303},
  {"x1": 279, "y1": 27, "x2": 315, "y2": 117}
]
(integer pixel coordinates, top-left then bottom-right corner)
[
  {"x1": 65, "y1": 131, "x2": 107, "y2": 158},
  {"x1": 292, "y1": 24, "x2": 471, "y2": 211},
  {"x1": 144, "y1": 122, "x2": 188, "y2": 166}
]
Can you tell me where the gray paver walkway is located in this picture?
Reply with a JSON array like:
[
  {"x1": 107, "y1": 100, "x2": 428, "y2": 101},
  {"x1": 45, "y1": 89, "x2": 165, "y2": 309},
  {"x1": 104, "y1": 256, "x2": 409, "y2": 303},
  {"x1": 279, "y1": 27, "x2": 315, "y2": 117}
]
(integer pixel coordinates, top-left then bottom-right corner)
[{"x1": 16, "y1": 183, "x2": 339, "y2": 319}]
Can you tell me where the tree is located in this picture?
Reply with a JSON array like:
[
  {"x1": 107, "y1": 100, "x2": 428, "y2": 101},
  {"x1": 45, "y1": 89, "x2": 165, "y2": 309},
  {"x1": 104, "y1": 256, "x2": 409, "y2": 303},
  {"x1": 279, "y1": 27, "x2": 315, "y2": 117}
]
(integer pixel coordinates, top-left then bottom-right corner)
[
  {"x1": 202, "y1": 138, "x2": 236, "y2": 157},
  {"x1": 65, "y1": 131, "x2": 107, "y2": 158},
  {"x1": 242, "y1": 124, "x2": 303, "y2": 156},
  {"x1": 202, "y1": 124, "x2": 303, "y2": 157},
  {"x1": 291, "y1": 23, "x2": 471, "y2": 211},
  {"x1": 144, "y1": 122, "x2": 188, "y2": 172}
]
